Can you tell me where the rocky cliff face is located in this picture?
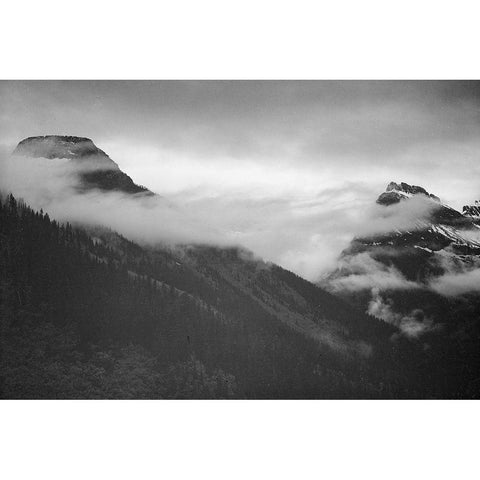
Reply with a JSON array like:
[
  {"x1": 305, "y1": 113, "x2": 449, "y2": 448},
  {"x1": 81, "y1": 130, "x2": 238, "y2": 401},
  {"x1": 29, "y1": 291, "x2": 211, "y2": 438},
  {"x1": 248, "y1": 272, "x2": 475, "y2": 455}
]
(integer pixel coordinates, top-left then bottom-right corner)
[
  {"x1": 376, "y1": 181, "x2": 440, "y2": 206},
  {"x1": 13, "y1": 136, "x2": 153, "y2": 196},
  {"x1": 376, "y1": 181, "x2": 471, "y2": 226},
  {"x1": 463, "y1": 202, "x2": 480, "y2": 217}
]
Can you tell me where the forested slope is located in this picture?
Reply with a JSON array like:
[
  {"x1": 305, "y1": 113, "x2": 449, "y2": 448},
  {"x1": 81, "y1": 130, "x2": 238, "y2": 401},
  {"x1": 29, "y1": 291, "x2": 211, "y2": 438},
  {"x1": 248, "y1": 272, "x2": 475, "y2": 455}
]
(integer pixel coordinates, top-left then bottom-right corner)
[{"x1": 0, "y1": 193, "x2": 432, "y2": 398}]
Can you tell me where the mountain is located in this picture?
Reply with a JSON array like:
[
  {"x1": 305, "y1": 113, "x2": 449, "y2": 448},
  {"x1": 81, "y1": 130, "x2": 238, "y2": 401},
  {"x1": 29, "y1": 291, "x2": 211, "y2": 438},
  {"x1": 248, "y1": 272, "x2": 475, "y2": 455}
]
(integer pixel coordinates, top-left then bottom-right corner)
[
  {"x1": 327, "y1": 182, "x2": 480, "y2": 289},
  {"x1": 377, "y1": 181, "x2": 476, "y2": 228},
  {"x1": 323, "y1": 181, "x2": 480, "y2": 396},
  {"x1": 376, "y1": 181, "x2": 441, "y2": 205},
  {"x1": 3, "y1": 136, "x2": 480, "y2": 399},
  {"x1": 0, "y1": 192, "x2": 412, "y2": 399},
  {"x1": 463, "y1": 201, "x2": 480, "y2": 218},
  {"x1": 364, "y1": 182, "x2": 480, "y2": 266},
  {"x1": 13, "y1": 136, "x2": 153, "y2": 195},
  {"x1": 2, "y1": 137, "x2": 415, "y2": 399}
]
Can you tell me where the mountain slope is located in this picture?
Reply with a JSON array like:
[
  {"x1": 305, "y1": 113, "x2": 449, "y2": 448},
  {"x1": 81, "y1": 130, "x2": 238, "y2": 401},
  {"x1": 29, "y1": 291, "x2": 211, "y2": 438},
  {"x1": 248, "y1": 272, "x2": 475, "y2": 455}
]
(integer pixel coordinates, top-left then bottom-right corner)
[
  {"x1": 324, "y1": 181, "x2": 480, "y2": 396},
  {"x1": 343, "y1": 181, "x2": 480, "y2": 282},
  {"x1": 2, "y1": 193, "x2": 417, "y2": 398},
  {"x1": 4, "y1": 135, "x2": 480, "y2": 398}
]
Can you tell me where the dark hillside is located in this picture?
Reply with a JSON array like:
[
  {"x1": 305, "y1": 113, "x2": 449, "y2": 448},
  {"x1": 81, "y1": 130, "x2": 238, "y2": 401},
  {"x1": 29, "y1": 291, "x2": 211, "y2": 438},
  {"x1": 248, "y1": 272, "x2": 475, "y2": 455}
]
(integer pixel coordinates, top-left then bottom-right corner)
[{"x1": 0, "y1": 194, "x2": 407, "y2": 398}]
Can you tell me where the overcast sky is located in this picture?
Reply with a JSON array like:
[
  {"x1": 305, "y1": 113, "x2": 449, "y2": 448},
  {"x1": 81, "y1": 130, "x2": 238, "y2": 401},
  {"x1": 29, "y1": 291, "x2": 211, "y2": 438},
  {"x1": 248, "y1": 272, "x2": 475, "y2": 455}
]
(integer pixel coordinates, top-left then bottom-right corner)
[{"x1": 1, "y1": 81, "x2": 480, "y2": 279}]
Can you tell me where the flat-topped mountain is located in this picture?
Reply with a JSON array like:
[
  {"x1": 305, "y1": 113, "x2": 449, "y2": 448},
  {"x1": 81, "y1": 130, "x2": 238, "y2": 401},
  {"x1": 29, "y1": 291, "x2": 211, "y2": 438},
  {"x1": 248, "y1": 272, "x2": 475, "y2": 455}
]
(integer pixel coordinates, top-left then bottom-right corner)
[
  {"x1": 13, "y1": 136, "x2": 152, "y2": 196},
  {"x1": 15, "y1": 135, "x2": 108, "y2": 159}
]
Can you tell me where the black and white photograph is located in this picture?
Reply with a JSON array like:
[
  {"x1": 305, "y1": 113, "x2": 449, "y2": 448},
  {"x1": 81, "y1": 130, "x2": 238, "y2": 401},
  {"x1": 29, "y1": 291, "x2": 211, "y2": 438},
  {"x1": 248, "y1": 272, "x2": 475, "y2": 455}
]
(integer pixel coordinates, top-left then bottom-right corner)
[
  {"x1": 3, "y1": 80, "x2": 480, "y2": 400},
  {"x1": 1, "y1": 1, "x2": 479, "y2": 479}
]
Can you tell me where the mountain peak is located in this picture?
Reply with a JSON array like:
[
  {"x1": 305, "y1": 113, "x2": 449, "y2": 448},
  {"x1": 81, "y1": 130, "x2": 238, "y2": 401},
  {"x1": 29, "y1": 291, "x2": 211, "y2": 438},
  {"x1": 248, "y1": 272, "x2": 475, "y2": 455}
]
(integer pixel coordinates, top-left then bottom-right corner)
[
  {"x1": 377, "y1": 181, "x2": 440, "y2": 206},
  {"x1": 13, "y1": 136, "x2": 153, "y2": 196},
  {"x1": 463, "y1": 201, "x2": 480, "y2": 217}
]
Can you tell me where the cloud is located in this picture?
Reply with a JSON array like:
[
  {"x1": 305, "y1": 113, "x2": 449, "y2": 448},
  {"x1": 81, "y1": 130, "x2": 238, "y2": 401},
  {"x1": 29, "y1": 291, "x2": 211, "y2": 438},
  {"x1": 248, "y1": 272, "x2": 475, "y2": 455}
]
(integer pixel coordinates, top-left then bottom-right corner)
[
  {"x1": 324, "y1": 252, "x2": 421, "y2": 293},
  {"x1": 429, "y1": 268, "x2": 480, "y2": 297},
  {"x1": 1, "y1": 80, "x2": 480, "y2": 284},
  {"x1": 420, "y1": 246, "x2": 480, "y2": 297},
  {"x1": 367, "y1": 289, "x2": 437, "y2": 338},
  {"x1": 0, "y1": 153, "x2": 228, "y2": 246},
  {"x1": 0, "y1": 143, "x2": 449, "y2": 284},
  {"x1": 2, "y1": 81, "x2": 479, "y2": 346},
  {"x1": 2, "y1": 81, "x2": 480, "y2": 212},
  {"x1": 0, "y1": 153, "x2": 354, "y2": 281},
  {"x1": 353, "y1": 195, "x2": 440, "y2": 238},
  {"x1": 324, "y1": 229, "x2": 480, "y2": 299}
]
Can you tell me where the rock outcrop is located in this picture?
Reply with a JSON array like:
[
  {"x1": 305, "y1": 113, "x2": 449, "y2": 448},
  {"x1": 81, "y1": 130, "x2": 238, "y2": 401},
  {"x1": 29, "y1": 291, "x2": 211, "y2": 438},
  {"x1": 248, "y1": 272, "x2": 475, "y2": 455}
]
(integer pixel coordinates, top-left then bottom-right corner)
[{"x1": 376, "y1": 181, "x2": 440, "y2": 206}]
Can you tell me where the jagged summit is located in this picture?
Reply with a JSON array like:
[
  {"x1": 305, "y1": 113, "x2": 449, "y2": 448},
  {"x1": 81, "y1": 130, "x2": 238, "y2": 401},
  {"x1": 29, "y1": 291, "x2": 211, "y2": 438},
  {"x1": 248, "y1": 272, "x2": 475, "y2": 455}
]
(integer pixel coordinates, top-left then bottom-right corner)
[
  {"x1": 13, "y1": 136, "x2": 153, "y2": 196},
  {"x1": 463, "y1": 201, "x2": 480, "y2": 217},
  {"x1": 386, "y1": 181, "x2": 440, "y2": 200},
  {"x1": 377, "y1": 181, "x2": 440, "y2": 206},
  {"x1": 377, "y1": 181, "x2": 470, "y2": 226}
]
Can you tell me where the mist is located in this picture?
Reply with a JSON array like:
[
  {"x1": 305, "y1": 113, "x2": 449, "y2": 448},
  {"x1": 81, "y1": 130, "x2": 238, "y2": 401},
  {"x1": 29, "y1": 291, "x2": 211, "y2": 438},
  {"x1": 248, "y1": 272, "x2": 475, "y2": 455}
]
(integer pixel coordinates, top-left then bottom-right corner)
[
  {"x1": 2, "y1": 81, "x2": 480, "y2": 212},
  {"x1": 367, "y1": 289, "x2": 437, "y2": 338},
  {"x1": 324, "y1": 251, "x2": 422, "y2": 293},
  {"x1": 0, "y1": 147, "x2": 448, "y2": 284},
  {"x1": 0, "y1": 153, "x2": 228, "y2": 246},
  {"x1": 1, "y1": 80, "x2": 480, "y2": 293},
  {"x1": 428, "y1": 250, "x2": 480, "y2": 297}
]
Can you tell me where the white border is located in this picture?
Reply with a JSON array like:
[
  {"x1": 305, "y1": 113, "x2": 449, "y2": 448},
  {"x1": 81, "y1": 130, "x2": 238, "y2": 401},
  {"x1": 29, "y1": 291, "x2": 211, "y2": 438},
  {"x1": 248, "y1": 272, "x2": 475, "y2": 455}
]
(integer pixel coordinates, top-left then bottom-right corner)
[
  {"x1": 1, "y1": 400, "x2": 479, "y2": 480},
  {"x1": 2, "y1": 1, "x2": 480, "y2": 478},
  {"x1": 1, "y1": 0, "x2": 480, "y2": 79}
]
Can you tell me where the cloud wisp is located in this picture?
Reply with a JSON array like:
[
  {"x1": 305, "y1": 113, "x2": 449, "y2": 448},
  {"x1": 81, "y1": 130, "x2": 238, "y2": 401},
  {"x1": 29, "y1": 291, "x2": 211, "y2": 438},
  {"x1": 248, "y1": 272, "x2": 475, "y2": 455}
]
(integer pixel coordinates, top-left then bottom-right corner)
[
  {"x1": 0, "y1": 148, "x2": 447, "y2": 284},
  {"x1": 367, "y1": 289, "x2": 437, "y2": 339},
  {"x1": 324, "y1": 252, "x2": 422, "y2": 293}
]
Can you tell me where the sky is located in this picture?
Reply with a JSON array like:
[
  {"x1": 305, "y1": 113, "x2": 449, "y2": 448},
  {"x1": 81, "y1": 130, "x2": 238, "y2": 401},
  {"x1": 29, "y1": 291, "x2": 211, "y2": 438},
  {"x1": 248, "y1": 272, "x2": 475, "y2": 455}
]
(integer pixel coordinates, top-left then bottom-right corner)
[{"x1": 1, "y1": 80, "x2": 480, "y2": 280}]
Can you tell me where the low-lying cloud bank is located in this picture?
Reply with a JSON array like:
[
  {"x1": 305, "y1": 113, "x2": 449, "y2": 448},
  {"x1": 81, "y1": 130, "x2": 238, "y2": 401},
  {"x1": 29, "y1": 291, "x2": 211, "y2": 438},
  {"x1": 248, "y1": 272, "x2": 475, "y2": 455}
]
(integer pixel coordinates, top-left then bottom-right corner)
[
  {"x1": 0, "y1": 150, "x2": 440, "y2": 282},
  {"x1": 429, "y1": 268, "x2": 480, "y2": 297},
  {"x1": 0, "y1": 153, "x2": 227, "y2": 246},
  {"x1": 3, "y1": 149, "x2": 480, "y2": 319},
  {"x1": 2, "y1": 149, "x2": 480, "y2": 341}
]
